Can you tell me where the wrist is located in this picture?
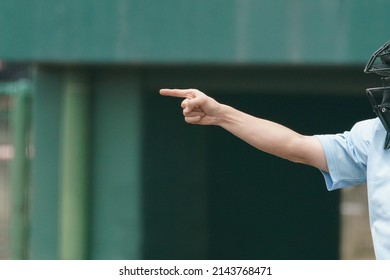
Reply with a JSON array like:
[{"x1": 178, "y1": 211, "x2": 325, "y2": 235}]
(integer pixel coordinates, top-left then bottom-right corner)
[{"x1": 213, "y1": 104, "x2": 231, "y2": 126}]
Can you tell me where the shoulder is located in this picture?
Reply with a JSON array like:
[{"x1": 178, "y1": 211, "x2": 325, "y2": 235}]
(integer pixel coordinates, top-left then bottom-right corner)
[
  {"x1": 316, "y1": 118, "x2": 378, "y2": 147},
  {"x1": 349, "y1": 118, "x2": 380, "y2": 147},
  {"x1": 351, "y1": 118, "x2": 380, "y2": 134}
]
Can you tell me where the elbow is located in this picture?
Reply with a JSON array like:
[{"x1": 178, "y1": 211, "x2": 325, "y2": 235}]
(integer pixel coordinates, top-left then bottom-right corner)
[
  {"x1": 284, "y1": 135, "x2": 328, "y2": 172},
  {"x1": 286, "y1": 152, "x2": 307, "y2": 165},
  {"x1": 284, "y1": 135, "x2": 314, "y2": 165},
  {"x1": 279, "y1": 135, "x2": 303, "y2": 164}
]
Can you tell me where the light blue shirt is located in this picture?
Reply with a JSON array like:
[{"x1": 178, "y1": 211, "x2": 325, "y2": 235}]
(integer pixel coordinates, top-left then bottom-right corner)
[{"x1": 316, "y1": 118, "x2": 390, "y2": 260}]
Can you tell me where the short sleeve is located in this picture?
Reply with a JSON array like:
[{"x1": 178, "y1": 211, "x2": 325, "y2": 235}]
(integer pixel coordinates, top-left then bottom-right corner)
[{"x1": 315, "y1": 119, "x2": 377, "y2": 191}]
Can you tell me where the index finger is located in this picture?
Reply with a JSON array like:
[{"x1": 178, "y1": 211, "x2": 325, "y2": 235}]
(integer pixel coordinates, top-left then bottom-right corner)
[{"x1": 159, "y1": 89, "x2": 196, "y2": 99}]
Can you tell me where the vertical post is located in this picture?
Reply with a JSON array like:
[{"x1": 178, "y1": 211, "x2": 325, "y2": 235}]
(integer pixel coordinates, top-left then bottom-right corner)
[
  {"x1": 59, "y1": 69, "x2": 90, "y2": 259},
  {"x1": 29, "y1": 67, "x2": 62, "y2": 259},
  {"x1": 89, "y1": 71, "x2": 143, "y2": 259},
  {"x1": 10, "y1": 81, "x2": 31, "y2": 259}
]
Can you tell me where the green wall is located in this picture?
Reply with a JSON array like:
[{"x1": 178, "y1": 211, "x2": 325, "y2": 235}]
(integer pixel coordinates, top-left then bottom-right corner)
[{"x1": 1, "y1": 0, "x2": 390, "y2": 63}]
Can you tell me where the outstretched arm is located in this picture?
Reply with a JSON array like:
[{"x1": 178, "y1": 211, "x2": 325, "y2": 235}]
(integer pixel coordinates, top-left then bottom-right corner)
[{"x1": 160, "y1": 88, "x2": 328, "y2": 172}]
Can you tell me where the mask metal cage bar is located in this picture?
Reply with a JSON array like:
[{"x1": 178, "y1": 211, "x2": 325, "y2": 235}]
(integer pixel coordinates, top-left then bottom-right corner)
[{"x1": 364, "y1": 40, "x2": 390, "y2": 76}]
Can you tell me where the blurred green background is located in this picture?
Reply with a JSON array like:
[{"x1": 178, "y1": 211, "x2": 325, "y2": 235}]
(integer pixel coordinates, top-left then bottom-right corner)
[{"x1": 0, "y1": 0, "x2": 387, "y2": 259}]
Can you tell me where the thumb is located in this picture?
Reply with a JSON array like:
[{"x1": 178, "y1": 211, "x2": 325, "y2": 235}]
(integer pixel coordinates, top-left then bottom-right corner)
[{"x1": 186, "y1": 95, "x2": 205, "y2": 111}]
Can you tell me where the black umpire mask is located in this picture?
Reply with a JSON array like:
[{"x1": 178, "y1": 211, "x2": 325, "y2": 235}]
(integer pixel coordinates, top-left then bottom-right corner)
[{"x1": 364, "y1": 39, "x2": 390, "y2": 149}]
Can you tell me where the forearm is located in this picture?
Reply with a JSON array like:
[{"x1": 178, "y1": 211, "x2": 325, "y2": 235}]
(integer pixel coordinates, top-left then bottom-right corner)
[{"x1": 215, "y1": 104, "x2": 314, "y2": 164}]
